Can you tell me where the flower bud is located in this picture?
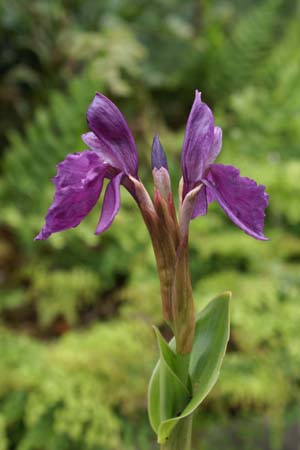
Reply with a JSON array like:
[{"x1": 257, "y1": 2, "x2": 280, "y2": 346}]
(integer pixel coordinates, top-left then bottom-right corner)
[{"x1": 152, "y1": 134, "x2": 168, "y2": 171}]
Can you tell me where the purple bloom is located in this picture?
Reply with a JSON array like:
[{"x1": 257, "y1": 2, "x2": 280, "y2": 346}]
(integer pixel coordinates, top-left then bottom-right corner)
[
  {"x1": 35, "y1": 89, "x2": 268, "y2": 345},
  {"x1": 35, "y1": 93, "x2": 139, "y2": 240},
  {"x1": 36, "y1": 89, "x2": 268, "y2": 243},
  {"x1": 180, "y1": 91, "x2": 269, "y2": 240}
]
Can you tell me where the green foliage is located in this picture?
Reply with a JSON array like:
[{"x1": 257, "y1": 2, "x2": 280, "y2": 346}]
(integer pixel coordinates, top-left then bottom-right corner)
[
  {"x1": 0, "y1": 0, "x2": 68, "y2": 147},
  {"x1": 202, "y1": 0, "x2": 285, "y2": 100},
  {"x1": 149, "y1": 294, "x2": 230, "y2": 444},
  {"x1": 217, "y1": 18, "x2": 300, "y2": 161},
  {"x1": 0, "y1": 321, "x2": 154, "y2": 450},
  {"x1": 3, "y1": 0, "x2": 298, "y2": 147}
]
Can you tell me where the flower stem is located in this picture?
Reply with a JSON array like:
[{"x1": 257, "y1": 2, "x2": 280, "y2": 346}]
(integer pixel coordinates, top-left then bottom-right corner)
[{"x1": 160, "y1": 415, "x2": 193, "y2": 450}]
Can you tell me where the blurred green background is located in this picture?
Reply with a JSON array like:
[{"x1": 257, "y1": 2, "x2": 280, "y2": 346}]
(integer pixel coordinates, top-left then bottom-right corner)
[{"x1": 0, "y1": 0, "x2": 300, "y2": 449}]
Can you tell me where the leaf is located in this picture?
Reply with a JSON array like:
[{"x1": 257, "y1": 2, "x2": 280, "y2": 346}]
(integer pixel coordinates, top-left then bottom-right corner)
[
  {"x1": 148, "y1": 327, "x2": 190, "y2": 433},
  {"x1": 148, "y1": 357, "x2": 161, "y2": 433},
  {"x1": 148, "y1": 292, "x2": 231, "y2": 443}
]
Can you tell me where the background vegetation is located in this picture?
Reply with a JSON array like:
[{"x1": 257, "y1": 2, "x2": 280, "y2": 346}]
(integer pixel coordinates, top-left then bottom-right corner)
[{"x1": 1, "y1": 0, "x2": 300, "y2": 449}]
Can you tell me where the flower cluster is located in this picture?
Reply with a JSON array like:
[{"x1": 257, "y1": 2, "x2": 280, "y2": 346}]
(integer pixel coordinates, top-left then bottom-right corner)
[{"x1": 36, "y1": 91, "x2": 269, "y2": 352}]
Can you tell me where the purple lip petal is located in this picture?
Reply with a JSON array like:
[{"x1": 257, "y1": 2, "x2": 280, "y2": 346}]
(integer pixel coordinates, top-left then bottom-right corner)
[
  {"x1": 86, "y1": 92, "x2": 138, "y2": 175},
  {"x1": 35, "y1": 151, "x2": 107, "y2": 240},
  {"x1": 203, "y1": 164, "x2": 269, "y2": 240},
  {"x1": 151, "y1": 134, "x2": 168, "y2": 170},
  {"x1": 181, "y1": 90, "x2": 214, "y2": 192},
  {"x1": 95, "y1": 172, "x2": 123, "y2": 235}
]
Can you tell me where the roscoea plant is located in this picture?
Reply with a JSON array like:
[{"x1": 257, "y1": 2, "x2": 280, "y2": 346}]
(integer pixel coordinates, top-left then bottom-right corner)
[{"x1": 36, "y1": 91, "x2": 268, "y2": 449}]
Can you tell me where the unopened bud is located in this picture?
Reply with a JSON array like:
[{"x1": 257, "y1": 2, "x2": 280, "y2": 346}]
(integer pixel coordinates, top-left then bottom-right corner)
[
  {"x1": 152, "y1": 145, "x2": 177, "y2": 230},
  {"x1": 151, "y1": 134, "x2": 168, "y2": 170}
]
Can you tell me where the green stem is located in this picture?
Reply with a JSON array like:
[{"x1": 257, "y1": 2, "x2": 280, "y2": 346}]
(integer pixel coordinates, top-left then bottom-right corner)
[{"x1": 160, "y1": 415, "x2": 193, "y2": 450}]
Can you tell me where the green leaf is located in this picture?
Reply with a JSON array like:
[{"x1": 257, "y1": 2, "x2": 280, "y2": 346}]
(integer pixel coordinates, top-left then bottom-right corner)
[
  {"x1": 148, "y1": 327, "x2": 190, "y2": 433},
  {"x1": 148, "y1": 357, "x2": 161, "y2": 433},
  {"x1": 148, "y1": 292, "x2": 231, "y2": 443}
]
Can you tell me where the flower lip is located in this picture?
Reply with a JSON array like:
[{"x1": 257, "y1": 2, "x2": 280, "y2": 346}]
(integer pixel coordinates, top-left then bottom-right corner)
[
  {"x1": 202, "y1": 164, "x2": 269, "y2": 241},
  {"x1": 35, "y1": 151, "x2": 107, "y2": 240}
]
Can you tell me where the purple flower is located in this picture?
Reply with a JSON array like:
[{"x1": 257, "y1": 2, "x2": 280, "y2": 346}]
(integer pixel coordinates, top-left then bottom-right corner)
[
  {"x1": 35, "y1": 90, "x2": 268, "y2": 349},
  {"x1": 35, "y1": 93, "x2": 140, "y2": 240},
  {"x1": 36, "y1": 89, "x2": 268, "y2": 243},
  {"x1": 180, "y1": 91, "x2": 269, "y2": 240}
]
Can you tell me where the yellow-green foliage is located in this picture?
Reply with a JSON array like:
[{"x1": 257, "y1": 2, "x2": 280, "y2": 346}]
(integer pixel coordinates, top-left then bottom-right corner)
[{"x1": 0, "y1": 321, "x2": 155, "y2": 450}]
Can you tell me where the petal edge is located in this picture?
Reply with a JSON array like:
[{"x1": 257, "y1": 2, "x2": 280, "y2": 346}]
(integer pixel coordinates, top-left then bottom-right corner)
[{"x1": 203, "y1": 164, "x2": 269, "y2": 240}]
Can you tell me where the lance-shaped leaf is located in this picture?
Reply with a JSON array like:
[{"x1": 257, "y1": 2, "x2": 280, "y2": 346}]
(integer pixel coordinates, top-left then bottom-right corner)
[
  {"x1": 148, "y1": 327, "x2": 190, "y2": 434},
  {"x1": 148, "y1": 292, "x2": 230, "y2": 443}
]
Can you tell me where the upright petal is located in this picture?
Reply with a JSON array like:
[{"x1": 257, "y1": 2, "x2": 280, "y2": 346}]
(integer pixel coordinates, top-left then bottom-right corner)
[
  {"x1": 95, "y1": 172, "x2": 123, "y2": 235},
  {"x1": 86, "y1": 93, "x2": 138, "y2": 175},
  {"x1": 35, "y1": 151, "x2": 107, "y2": 240},
  {"x1": 181, "y1": 91, "x2": 214, "y2": 192},
  {"x1": 203, "y1": 164, "x2": 269, "y2": 240}
]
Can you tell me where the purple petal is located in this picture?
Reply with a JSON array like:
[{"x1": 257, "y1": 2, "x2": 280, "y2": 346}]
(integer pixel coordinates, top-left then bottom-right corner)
[
  {"x1": 203, "y1": 164, "x2": 269, "y2": 240},
  {"x1": 82, "y1": 131, "x2": 123, "y2": 169},
  {"x1": 86, "y1": 93, "x2": 138, "y2": 175},
  {"x1": 35, "y1": 151, "x2": 106, "y2": 240},
  {"x1": 95, "y1": 172, "x2": 123, "y2": 235},
  {"x1": 191, "y1": 182, "x2": 217, "y2": 219},
  {"x1": 207, "y1": 127, "x2": 222, "y2": 166},
  {"x1": 181, "y1": 91, "x2": 214, "y2": 192},
  {"x1": 151, "y1": 134, "x2": 168, "y2": 170},
  {"x1": 191, "y1": 186, "x2": 208, "y2": 219}
]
